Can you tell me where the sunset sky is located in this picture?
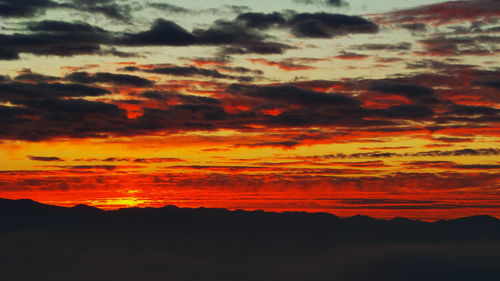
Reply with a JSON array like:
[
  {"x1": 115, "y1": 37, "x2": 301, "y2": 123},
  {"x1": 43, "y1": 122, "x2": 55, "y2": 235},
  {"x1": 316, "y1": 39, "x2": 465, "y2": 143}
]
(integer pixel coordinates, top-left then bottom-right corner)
[{"x1": 0, "y1": 0, "x2": 499, "y2": 220}]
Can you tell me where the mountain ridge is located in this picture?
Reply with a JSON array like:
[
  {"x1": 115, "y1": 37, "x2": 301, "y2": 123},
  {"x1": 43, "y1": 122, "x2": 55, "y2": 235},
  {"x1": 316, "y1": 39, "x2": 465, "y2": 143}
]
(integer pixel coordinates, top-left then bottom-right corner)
[{"x1": 1, "y1": 197, "x2": 498, "y2": 223}]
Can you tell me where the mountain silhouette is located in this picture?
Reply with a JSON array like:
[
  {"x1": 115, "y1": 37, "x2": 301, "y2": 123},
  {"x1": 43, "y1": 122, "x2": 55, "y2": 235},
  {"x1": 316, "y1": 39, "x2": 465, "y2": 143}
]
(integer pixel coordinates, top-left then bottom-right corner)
[{"x1": 1, "y1": 198, "x2": 499, "y2": 281}]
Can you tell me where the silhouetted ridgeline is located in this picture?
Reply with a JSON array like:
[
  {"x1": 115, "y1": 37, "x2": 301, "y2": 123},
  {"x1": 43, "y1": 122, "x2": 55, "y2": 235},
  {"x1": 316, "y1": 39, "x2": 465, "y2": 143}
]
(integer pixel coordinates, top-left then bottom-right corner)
[{"x1": 1, "y1": 198, "x2": 499, "y2": 281}]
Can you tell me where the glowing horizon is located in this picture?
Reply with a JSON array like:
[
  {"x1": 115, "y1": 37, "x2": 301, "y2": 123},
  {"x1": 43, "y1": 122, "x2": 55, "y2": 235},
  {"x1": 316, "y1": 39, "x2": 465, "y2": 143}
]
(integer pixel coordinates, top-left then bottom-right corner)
[{"x1": 0, "y1": 0, "x2": 499, "y2": 220}]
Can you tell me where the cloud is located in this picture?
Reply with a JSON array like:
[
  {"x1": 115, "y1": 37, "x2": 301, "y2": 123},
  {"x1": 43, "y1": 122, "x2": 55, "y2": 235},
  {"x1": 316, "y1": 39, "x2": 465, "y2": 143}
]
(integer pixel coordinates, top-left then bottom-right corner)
[
  {"x1": 351, "y1": 42, "x2": 412, "y2": 51},
  {"x1": 15, "y1": 71, "x2": 60, "y2": 82},
  {"x1": 248, "y1": 58, "x2": 316, "y2": 71},
  {"x1": 147, "y1": 2, "x2": 191, "y2": 14},
  {"x1": 378, "y1": 0, "x2": 500, "y2": 25},
  {"x1": 226, "y1": 84, "x2": 360, "y2": 107},
  {"x1": 368, "y1": 80, "x2": 438, "y2": 104},
  {"x1": 141, "y1": 91, "x2": 221, "y2": 105},
  {"x1": 475, "y1": 80, "x2": 500, "y2": 90},
  {"x1": 234, "y1": 12, "x2": 287, "y2": 29},
  {"x1": 124, "y1": 65, "x2": 253, "y2": 82},
  {"x1": 0, "y1": 81, "x2": 110, "y2": 102},
  {"x1": 119, "y1": 18, "x2": 292, "y2": 55},
  {"x1": 28, "y1": 156, "x2": 64, "y2": 162},
  {"x1": 294, "y1": 0, "x2": 348, "y2": 7},
  {"x1": 448, "y1": 105, "x2": 499, "y2": 116},
  {"x1": 296, "y1": 148, "x2": 500, "y2": 160},
  {"x1": 66, "y1": 72, "x2": 154, "y2": 87},
  {"x1": 0, "y1": 0, "x2": 57, "y2": 18},
  {"x1": 325, "y1": 0, "x2": 348, "y2": 6},
  {"x1": 289, "y1": 13, "x2": 378, "y2": 38},
  {"x1": 120, "y1": 19, "x2": 198, "y2": 46},
  {"x1": 0, "y1": 20, "x2": 112, "y2": 59},
  {"x1": 63, "y1": 0, "x2": 133, "y2": 22}
]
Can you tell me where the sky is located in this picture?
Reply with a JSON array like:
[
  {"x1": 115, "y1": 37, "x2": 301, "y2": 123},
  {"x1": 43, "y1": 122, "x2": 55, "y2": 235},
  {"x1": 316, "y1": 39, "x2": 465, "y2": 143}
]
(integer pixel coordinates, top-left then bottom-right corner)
[{"x1": 0, "y1": 0, "x2": 499, "y2": 220}]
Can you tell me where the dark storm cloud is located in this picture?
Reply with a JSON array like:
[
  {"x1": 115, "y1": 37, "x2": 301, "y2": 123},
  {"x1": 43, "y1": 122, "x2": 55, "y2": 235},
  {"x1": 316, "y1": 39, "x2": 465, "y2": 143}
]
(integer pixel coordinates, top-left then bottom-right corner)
[
  {"x1": 0, "y1": 0, "x2": 57, "y2": 18},
  {"x1": 66, "y1": 72, "x2": 154, "y2": 87}
]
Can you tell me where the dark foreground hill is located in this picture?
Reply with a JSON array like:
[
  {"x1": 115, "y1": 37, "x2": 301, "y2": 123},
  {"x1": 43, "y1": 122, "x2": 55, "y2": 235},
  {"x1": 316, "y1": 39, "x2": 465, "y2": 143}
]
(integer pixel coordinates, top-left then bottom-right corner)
[{"x1": 1, "y1": 198, "x2": 499, "y2": 281}]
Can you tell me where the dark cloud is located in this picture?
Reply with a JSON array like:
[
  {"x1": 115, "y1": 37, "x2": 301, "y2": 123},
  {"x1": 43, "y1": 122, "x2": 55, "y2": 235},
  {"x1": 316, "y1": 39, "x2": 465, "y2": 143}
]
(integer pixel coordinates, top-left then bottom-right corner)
[
  {"x1": 18, "y1": 98, "x2": 123, "y2": 115},
  {"x1": 289, "y1": 13, "x2": 378, "y2": 38},
  {"x1": 381, "y1": 0, "x2": 500, "y2": 25},
  {"x1": 369, "y1": 104, "x2": 434, "y2": 119},
  {"x1": 415, "y1": 34, "x2": 500, "y2": 57},
  {"x1": 28, "y1": 156, "x2": 64, "y2": 162},
  {"x1": 132, "y1": 105, "x2": 228, "y2": 131},
  {"x1": 0, "y1": 20, "x2": 111, "y2": 58},
  {"x1": 195, "y1": 20, "x2": 292, "y2": 54},
  {"x1": 0, "y1": 100, "x2": 128, "y2": 141},
  {"x1": 15, "y1": 71, "x2": 60, "y2": 82},
  {"x1": 308, "y1": 148, "x2": 500, "y2": 159},
  {"x1": 66, "y1": 72, "x2": 154, "y2": 87},
  {"x1": 294, "y1": 0, "x2": 348, "y2": 7},
  {"x1": 0, "y1": 0, "x2": 57, "y2": 18},
  {"x1": 401, "y1": 23, "x2": 427, "y2": 32},
  {"x1": 226, "y1": 84, "x2": 360, "y2": 106},
  {"x1": 448, "y1": 105, "x2": 499, "y2": 116},
  {"x1": 28, "y1": 20, "x2": 107, "y2": 33},
  {"x1": 217, "y1": 66, "x2": 264, "y2": 76},
  {"x1": 124, "y1": 65, "x2": 254, "y2": 82},
  {"x1": 475, "y1": 80, "x2": 500, "y2": 90},
  {"x1": 325, "y1": 0, "x2": 347, "y2": 6},
  {"x1": 0, "y1": 82, "x2": 110, "y2": 102},
  {"x1": 120, "y1": 19, "x2": 198, "y2": 46},
  {"x1": 0, "y1": 48, "x2": 20, "y2": 60},
  {"x1": 119, "y1": 18, "x2": 292, "y2": 55},
  {"x1": 368, "y1": 81, "x2": 437, "y2": 104},
  {"x1": 235, "y1": 12, "x2": 287, "y2": 29},
  {"x1": 147, "y1": 3, "x2": 191, "y2": 14},
  {"x1": 64, "y1": 0, "x2": 132, "y2": 21},
  {"x1": 351, "y1": 42, "x2": 412, "y2": 51},
  {"x1": 238, "y1": 141, "x2": 300, "y2": 148},
  {"x1": 141, "y1": 91, "x2": 221, "y2": 105}
]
